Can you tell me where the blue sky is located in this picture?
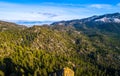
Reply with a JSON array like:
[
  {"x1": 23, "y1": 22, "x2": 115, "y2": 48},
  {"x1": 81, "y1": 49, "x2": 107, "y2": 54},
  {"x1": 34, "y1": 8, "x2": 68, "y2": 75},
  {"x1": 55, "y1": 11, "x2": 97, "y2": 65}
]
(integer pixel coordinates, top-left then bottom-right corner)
[
  {"x1": 0, "y1": 0, "x2": 119, "y2": 4},
  {"x1": 0, "y1": 0, "x2": 120, "y2": 22}
]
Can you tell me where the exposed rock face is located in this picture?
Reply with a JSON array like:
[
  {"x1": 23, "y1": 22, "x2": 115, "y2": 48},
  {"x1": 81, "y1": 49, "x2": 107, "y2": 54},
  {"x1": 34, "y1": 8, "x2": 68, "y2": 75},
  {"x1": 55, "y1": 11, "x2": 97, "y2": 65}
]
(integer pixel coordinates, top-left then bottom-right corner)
[
  {"x1": 49, "y1": 67, "x2": 74, "y2": 76},
  {"x1": 0, "y1": 70, "x2": 4, "y2": 76},
  {"x1": 63, "y1": 67, "x2": 74, "y2": 76}
]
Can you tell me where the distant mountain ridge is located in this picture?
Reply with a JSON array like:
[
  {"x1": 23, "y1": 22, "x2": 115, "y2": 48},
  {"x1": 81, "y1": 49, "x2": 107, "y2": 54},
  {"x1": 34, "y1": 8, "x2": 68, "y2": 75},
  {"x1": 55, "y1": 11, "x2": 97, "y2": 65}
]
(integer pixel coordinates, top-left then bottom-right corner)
[
  {"x1": 51, "y1": 12, "x2": 120, "y2": 25},
  {"x1": 51, "y1": 12, "x2": 120, "y2": 34},
  {"x1": 80, "y1": 12, "x2": 120, "y2": 23}
]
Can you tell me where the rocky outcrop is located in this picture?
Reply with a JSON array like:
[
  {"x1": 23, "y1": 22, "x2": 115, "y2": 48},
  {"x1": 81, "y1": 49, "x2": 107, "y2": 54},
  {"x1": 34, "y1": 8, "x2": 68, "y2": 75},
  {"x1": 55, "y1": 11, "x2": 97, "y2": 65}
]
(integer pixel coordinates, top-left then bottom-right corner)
[
  {"x1": 49, "y1": 67, "x2": 74, "y2": 76},
  {"x1": 63, "y1": 67, "x2": 74, "y2": 76}
]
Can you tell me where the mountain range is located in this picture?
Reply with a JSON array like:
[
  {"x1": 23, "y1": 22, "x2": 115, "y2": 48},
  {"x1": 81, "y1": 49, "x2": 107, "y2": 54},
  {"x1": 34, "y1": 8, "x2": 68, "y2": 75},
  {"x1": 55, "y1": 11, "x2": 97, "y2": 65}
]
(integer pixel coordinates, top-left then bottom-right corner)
[
  {"x1": 0, "y1": 12, "x2": 120, "y2": 76},
  {"x1": 52, "y1": 13, "x2": 120, "y2": 35},
  {"x1": 52, "y1": 13, "x2": 120, "y2": 24}
]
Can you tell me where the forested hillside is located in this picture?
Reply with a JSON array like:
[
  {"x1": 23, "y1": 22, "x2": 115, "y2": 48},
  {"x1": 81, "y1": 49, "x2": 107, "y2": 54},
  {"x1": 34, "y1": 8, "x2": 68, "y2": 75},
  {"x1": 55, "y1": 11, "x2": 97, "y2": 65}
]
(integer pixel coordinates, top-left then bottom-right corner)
[{"x1": 0, "y1": 13, "x2": 120, "y2": 76}]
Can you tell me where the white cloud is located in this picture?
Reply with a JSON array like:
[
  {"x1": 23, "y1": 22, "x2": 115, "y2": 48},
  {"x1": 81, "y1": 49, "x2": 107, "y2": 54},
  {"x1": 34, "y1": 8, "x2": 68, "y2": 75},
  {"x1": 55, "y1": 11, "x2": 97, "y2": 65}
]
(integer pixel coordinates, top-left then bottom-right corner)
[
  {"x1": 89, "y1": 4, "x2": 112, "y2": 9},
  {"x1": 0, "y1": 2, "x2": 90, "y2": 21},
  {"x1": 0, "y1": 2, "x2": 120, "y2": 22}
]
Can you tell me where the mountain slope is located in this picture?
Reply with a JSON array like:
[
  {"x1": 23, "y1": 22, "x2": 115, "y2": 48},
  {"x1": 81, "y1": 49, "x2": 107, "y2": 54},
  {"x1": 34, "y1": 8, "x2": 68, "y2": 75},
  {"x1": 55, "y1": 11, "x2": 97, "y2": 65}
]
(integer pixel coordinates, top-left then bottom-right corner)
[
  {"x1": 51, "y1": 13, "x2": 120, "y2": 35},
  {"x1": 0, "y1": 24, "x2": 105, "y2": 76},
  {"x1": 0, "y1": 20, "x2": 26, "y2": 31},
  {"x1": 51, "y1": 12, "x2": 120, "y2": 76},
  {"x1": 0, "y1": 13, "x2": 120, "y2": 76}
]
